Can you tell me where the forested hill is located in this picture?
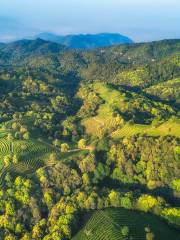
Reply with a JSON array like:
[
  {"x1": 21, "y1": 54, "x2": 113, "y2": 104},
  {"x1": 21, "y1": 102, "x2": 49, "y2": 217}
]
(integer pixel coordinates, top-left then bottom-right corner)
[
  {"x1": 0, "y1": 38, "x2": 66, "y2": 61},
  {"x1": 34, "y1": 32, "x2": 134, "y2": 49},
  {"x1": 0, "y1": 38, "x2": 179, "y2": 63},
  {"x1": 0, "y1": 38, "x2": 179, "y2": 239},
  {"x1": 0, "y1": 38, "x2": 179, "y2": 89}
]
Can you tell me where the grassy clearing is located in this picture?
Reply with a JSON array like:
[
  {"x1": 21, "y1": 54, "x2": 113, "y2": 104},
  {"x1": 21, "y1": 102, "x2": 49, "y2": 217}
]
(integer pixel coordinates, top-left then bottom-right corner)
[{"x1": 73, "y1": 208, "x2": 179, "y2": 240}]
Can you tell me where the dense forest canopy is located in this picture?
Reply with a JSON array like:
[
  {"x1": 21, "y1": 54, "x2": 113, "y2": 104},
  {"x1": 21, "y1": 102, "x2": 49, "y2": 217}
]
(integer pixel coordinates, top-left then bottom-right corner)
[{"x1": 0, "y1": 38, "x2": 179, "y2": 239}]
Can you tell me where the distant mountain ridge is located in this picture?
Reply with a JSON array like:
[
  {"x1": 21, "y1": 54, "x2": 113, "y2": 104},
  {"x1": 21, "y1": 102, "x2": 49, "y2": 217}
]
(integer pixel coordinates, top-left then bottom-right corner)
[
  {"x1": 0, "y1": 43, "x2": 5, "y2": 48},
  {"x1": 34, "y1": 32, "x2": 133, "y2": 49},
  {"x1": 0, "y1": 38, "x2": 66, "y2": 61}
]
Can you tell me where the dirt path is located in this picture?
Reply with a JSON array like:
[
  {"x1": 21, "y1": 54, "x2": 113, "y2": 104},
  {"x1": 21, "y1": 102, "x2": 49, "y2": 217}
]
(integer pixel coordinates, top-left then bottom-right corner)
[
  {"x1": 39, "y1": 139, "x2": 93, "y2": 152},
  {"x1": 93, "y1": 117, "x2": 104, "y2": 126}
]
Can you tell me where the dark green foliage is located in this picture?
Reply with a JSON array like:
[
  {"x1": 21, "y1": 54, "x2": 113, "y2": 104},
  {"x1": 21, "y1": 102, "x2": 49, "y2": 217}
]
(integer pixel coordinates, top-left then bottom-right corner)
[{"x1": 73, "y1": 208, "x2": 179, "y2": 240}]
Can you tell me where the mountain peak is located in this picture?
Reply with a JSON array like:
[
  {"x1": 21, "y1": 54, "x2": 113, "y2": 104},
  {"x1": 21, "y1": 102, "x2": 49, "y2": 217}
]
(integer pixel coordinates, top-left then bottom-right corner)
[{"x1": 35, "y1": 32, "x2": 133, "y2": 49}]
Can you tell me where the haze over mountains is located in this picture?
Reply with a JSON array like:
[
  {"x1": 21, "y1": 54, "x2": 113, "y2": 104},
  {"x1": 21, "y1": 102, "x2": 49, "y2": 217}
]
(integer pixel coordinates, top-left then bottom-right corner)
[
  {"x1": 0, "y1": 32, "x2": 134, "y2": 50},
  {"x1": 34, "y1": 32, "x2": 133, "y2": 49}
]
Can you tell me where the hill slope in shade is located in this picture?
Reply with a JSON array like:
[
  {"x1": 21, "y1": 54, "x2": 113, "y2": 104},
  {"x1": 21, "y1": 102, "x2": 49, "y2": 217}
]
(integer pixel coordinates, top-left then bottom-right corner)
[
  {"x1": 0, "y1": 38, "x2": 65, "y2": 60},
  {"x1": 73, "y1": 208, "x2": 179, "y2": 240},
  {"x1": 35, "y1": 32, "x2": 133, "y2": 49}
]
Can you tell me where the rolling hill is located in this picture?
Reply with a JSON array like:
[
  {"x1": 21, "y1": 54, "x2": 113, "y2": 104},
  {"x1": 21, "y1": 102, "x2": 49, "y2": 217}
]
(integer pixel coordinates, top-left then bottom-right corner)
[
  {"x1": 81, "y1": 82, "x2": 179, "y2": 138},
  {"x1": 0, "y1": 38, "x2": 179, "y2": 240},
  {"x1": 0, "y1": 38, "x2": 66, "y2": 62}
]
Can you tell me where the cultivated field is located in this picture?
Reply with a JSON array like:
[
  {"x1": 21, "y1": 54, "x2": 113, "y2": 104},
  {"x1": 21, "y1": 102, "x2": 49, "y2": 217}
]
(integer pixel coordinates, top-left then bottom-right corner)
[{"x1": 73, "y1": 208, "x2": 179, "y2": 240}]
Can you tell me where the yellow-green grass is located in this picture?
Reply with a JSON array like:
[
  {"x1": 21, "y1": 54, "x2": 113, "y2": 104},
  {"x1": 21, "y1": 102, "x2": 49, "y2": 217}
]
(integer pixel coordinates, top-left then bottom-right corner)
[
  {"x1": 82, "y1": 82, "x2": 125, "y2": 135},
  {"x1": 82, "y1": 82, "x2": 180, "y2": 138},
  {"x1": 112, "y1": 121, "x2": 180, "y2": 139},
  {"x1": 73, "y1": 208, "x2": 179, "y2": 240}
]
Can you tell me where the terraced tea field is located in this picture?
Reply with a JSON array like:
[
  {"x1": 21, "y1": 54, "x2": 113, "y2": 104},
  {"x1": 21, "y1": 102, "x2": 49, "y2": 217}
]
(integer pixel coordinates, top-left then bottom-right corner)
[
  {"x1": 0, "y1": 128, "x2": 89, "y2": 185},
  {"x1": 0, "y1": 130, "x2": 56, "y2": 185},
  {"x1": 73, "y1": 208, "x2": 179, "y2": 240},
  {"x1": 82, "y1": 82, "x2": 180, "y2": 138},
  {"x1": 111, "y1": 121, "x2": 180, "y2": 139}
]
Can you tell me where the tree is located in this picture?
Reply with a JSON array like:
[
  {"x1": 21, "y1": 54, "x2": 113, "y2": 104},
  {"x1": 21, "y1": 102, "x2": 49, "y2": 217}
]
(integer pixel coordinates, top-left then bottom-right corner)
[
  {"x1": 79, "y1": 154, "x2": 96, "y2": 173},
  {"x1": 53, "y1": 139, "x2": 61, "y2": 148},
  {"x1": 78, "y1": 139, "x2": 86, "y2": 149},
  {"x1": 32, "y1": 224, "x2": 43, "y2": 239},
  {"x1": 171, "y1": 179, "x2": 180, "y2": 192},
  {"x1": 162, "y1": 207, "x2": 180, "y2": 225},
  {"x1": 137, "y1": 195, "x2": 158, "y2": 212},
  {"x1": 121, "y1": 226, "x2": 129, "y2": 238},
  {"x1": 145, "y1": 227, "x2": 155, "y2": 240},
  {"x1": 12, "y1": 122, "x2": 19, "y2": 130},
  {"x1": 82, "y1": 173, "x2": 91, "y2": 186},
  {"x1": 121, "y1": 193, "x2": 133, "y2": 209},
  {"x1": 15, "y1": 223, "x2": 24, "y2": 234},
  {"x1": 21, "y1": 233, "x2": 31, "y2": 240},
  {"x1": 13, "y1": 154, "x2": 19, "y2": 164},
  {"x1": 4, "y1": 155, "x2": 12, "y2": 166},
  {"x1": 23, "y1": 132, "x2": 30, "y2": 140},
  {"x1": 5, "y1": 201, "x2": 15, "y2": 216},
  {"x1": 109, "y1": 190, "x2": 121, "y2": 207},
  {"x1": 49, "y1": 153, "x2": 58, "y2": 164},
  {"x1": 4, "y1": 234, "x2": 17, "y2": 240},
  {"x1": 61, "y1": 143, "x2": 70, "y2": 152},
  {"x1": 44, "y1": 192, "x2": 53, "y2": 209}
]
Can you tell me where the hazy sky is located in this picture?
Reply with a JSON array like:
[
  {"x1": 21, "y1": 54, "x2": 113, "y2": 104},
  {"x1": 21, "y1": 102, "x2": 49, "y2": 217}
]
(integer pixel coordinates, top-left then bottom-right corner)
[{"x1": 0, "y1": 0, "x2": 180, "y2": 42}]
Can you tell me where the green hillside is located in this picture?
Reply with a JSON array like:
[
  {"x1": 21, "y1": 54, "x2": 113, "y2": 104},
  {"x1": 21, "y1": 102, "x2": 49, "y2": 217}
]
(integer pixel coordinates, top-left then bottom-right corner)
[
  {"x1": 73, "y1": 208, "x2": 179, "y2": 240},
  {"x1": 145, "y1": 78, "x2": 180, "y2": 103},
  {"x1": 0, "y1": 39, "x2": 179, "y2": 239},
  {"x1": 81, "y1": 82, "x2": 179, "y2": 138}
]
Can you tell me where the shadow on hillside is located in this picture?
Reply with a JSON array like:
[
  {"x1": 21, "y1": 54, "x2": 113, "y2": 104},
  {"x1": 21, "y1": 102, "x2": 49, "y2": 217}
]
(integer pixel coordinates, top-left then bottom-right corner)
[{"x1": 99, "y1": 177, "x2": 180, "y2": 207}]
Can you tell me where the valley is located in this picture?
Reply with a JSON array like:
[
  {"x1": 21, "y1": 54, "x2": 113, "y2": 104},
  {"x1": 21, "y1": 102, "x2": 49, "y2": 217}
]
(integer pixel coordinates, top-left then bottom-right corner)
[{"x1": 0, "y1": 38, "x2": 179, "y2": 239}]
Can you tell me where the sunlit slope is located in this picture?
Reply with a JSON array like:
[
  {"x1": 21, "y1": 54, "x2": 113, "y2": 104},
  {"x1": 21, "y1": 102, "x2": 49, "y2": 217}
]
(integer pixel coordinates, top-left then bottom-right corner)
[
  {"x1": 145, "y1": 78, "x2": 180, "y2": 103},
  {"x1": 82, "y1": 82, "x2": 179, "y2": 138}
]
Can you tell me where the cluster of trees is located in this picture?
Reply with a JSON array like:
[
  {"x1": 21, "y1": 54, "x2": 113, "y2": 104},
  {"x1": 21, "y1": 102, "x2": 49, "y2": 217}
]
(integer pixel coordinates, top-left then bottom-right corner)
[
  {"x1": 10, "y1": 122, "x2": 30, "y2": 140},
  {"x1": 3, "y1": 154, "x2": 19, "y2": 166},
  {"x1": 145, "y1": 78, "x2": 180, "y2": 103},
  {"x1": 0, "y1": 159, "x2": 179, "y2": 239},
  {"x1": 107, "y1": 135, "x2": 180, "y2": 191},
  {"x1": 77, "y1": 85, "x2": 103, "y2": 117}
]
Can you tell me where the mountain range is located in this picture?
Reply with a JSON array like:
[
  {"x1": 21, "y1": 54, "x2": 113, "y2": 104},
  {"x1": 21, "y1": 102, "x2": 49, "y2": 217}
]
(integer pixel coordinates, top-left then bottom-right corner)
[{"x1": 33, "y1": 32, "x2": 133, "y2": 49}]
